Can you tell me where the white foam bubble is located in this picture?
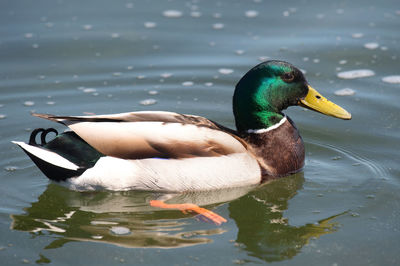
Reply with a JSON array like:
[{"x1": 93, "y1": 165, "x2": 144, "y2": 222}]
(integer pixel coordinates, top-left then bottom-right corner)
[
  {"x1": 213, "y1": 13, "x2": 222, "y2": 18},
  {"x1": 218, "y1": 68, "x2": 234, "y2": 75},
  {"x1": 83, "y1": 88, "x2": 97, "y2": 93},
  {"x1": 140, "y1": 99, "x2": 157, "y2": 106},
  {"x1": 382, "y1": 75, "x2": 400, "y2": 84},
  {"x1": 144, "y1": 22, "x2": 157, "y2": 28},
  {"x1": 213, "y1": 23, "x2": 224, "y2": 30},
  {"x1": 352, "y1": 33, "x2": 364, "y2": 38},
  {"x1": 337, "y1": 69, "x2": 375, "y2": 79},
  {"x1": 82, "y1": 24, "x2": 93, "y2": 30},
  {"x1": 23, "y1": 101, "x2": 35, "y2": 107},
  {"x1": 110, "y1": 226, "x2": 131, "y2": 235},
  {"x1": 163, "y1": 10, "x2": 183, "y2": 18},
  {"x1": 364, "y1": 42, "x2": 379, "y2": 50},
  {"x1": 111, "y1": 33, "x2": 120, "y2": 38},
  {"x1": 190, "y1": 11, "x2": 202, "y2": 18},
  {"x1": 148, "y1": 90, "x2": 159, "y2": 95},
  {"x1": 334, "y1": 88, "x2": 356, "y2": 96},
  {"x1": 245, "y1": 10, "x2": 259, "y2": 18},
  {"x1": 182, "y1": 81, "x2": 194, "y2": 86},
  {"x1": 91, "y1": 221, "x2": 118, "y2": 225},
  {"x1": 160, "y1": 73, "x2": 173, "y2": 78},
  {"x1": 258, "y1": 56, "x2": 270, "y2": 61}
]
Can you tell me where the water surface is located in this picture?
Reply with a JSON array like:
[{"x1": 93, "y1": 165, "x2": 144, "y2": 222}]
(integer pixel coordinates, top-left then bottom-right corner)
[{"x1": 1, "y1": 0, "x2": 399, "y2": 265}]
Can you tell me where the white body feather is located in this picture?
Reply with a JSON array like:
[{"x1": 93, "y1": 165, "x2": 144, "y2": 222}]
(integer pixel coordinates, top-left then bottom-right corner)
[{"x1": 68, "y1": 153, "x2": 261, "y2": 191}]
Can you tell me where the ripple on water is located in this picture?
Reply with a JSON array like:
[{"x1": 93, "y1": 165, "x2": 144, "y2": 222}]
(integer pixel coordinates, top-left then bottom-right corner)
[
  {"x1": 337, "y1": 69, "x2": 375, "y2": 79},
  {"x1": 382, "y1": 75, "x2": 400, "y2": 84},
  {"x1": 311, "y1": 141, "x2": 388, "y2": 181}
]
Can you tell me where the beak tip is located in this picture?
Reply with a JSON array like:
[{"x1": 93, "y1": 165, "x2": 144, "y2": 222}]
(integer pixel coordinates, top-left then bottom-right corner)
[{"x1": 341, "y1": 110, "x2": 352, "y2": 120}]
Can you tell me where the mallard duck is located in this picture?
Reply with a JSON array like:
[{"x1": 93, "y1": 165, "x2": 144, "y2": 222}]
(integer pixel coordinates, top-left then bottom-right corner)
[{"x1": 13, "y1": 60, "x2": 351, "y2": 192}]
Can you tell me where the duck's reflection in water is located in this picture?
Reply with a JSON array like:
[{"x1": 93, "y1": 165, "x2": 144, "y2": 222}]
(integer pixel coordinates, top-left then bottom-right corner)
[
  {"x1": 11, "y1": 183, "x2": 253, "y2": 249},
  {"x1": 230, "y1": 173, "x2": 340, "y2": 262},
  {"x1": 11, "y1": 173, "x2": 339, "y2": 262}
]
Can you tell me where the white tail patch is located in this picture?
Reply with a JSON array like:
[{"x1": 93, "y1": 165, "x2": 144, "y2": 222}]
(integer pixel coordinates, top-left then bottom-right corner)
[{"x1": 12, "y1": 141, "x2": 79, "y2": 170}]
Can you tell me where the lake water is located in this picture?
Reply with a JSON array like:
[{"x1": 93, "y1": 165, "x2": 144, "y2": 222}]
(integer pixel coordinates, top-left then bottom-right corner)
[{"x1": 1, "y1": 0, "x2": 399, "y2": 265}]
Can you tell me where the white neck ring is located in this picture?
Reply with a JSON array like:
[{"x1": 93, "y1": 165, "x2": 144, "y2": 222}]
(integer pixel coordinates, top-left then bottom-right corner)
[{"x1": 246, "y1": 116, "x2": 287, "y2": 134}]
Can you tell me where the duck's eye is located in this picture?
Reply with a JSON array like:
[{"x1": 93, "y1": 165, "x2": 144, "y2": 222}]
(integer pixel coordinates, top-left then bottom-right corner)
[{"x1": 281, "y1": 72, "x2": 295, "y2": 83}]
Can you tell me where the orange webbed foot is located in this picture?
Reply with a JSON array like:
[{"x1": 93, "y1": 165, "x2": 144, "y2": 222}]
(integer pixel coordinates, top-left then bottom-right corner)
[{"x1": 150, "y1": 200, "x2": 227, "y2": 225}]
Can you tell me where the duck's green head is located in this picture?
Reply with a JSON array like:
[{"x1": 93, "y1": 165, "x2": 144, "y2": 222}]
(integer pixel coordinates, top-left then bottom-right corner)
[{"x1": 233, "y1": 60, "x2": 351, "y2": 133}]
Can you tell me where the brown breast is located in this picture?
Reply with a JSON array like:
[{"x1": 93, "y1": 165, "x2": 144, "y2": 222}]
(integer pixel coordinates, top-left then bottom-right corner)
[{"x1": 244, "y1": 116, "x2": 305, "y2": 178}]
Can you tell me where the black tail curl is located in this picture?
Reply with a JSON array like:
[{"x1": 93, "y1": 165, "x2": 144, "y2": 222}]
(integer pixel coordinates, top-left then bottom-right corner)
[{"x1": 29, "y1": 128, "x2": 59, "y2": 146}]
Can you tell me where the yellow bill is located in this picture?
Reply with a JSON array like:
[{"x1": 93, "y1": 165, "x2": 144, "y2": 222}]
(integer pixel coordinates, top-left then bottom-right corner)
[{"x1": 299, "y1": 85, "x2": 352, "y2": 120}]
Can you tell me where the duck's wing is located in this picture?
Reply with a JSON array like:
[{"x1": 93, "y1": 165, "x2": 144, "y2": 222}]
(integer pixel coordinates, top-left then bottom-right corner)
[{"x1": 32, "y1": 111, "x2": 248, "y2": 159}]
